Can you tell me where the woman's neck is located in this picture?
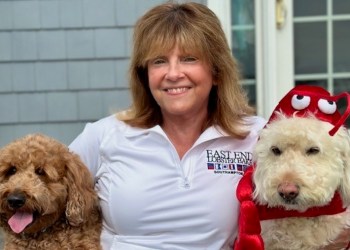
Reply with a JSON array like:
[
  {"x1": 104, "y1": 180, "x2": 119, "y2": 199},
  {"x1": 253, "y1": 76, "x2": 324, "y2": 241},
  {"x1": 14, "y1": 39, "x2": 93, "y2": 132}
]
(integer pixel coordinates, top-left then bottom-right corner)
[{"x1": 161, "y1": 114, "x2": 207, "y2": 159}]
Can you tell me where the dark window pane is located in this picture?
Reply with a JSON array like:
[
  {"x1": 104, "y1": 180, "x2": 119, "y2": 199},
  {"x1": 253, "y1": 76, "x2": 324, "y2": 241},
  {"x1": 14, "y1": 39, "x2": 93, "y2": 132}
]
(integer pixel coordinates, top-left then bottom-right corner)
[
  {"x1": 333, "y1": 0, "x2": 350, "y2": 14},
  {"x1": 232, "y1": 30, "x2": 255, "y2": 79},
  {"x1": 294, "y1": 22, "x2": 327, "y2": 74},
  {"x1": 334, "y1": 79, "x2": 350, "y2": 93},
  {"x1": 294, "y1": 0, "x2": 327, "y2": 17},
  {"x1": 231, "y1": 0, "x2": 255, "y2": 25},
  {"x1": 242, "y1": 84, "x2": 256, "y2": 108},
  {"x1": 295, "y1": 80, "x2": 327, "y2": 89},
  {"x1": 333, "y1": 20, "x2": 350, "y2": 72}
]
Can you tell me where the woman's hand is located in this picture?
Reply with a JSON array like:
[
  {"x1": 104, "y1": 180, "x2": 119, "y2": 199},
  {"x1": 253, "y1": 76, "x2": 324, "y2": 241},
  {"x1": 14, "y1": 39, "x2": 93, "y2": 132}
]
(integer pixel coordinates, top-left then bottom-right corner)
[{"x1": 319, "y1": 227, "x2": 350, "y2": 250}]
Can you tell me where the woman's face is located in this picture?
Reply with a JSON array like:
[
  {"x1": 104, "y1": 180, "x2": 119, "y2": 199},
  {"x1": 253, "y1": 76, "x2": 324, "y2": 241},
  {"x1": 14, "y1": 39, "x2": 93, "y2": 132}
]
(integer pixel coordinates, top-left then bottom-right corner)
[{"x1": 147, "y1": 45, "x2": 214, "y2": 121}]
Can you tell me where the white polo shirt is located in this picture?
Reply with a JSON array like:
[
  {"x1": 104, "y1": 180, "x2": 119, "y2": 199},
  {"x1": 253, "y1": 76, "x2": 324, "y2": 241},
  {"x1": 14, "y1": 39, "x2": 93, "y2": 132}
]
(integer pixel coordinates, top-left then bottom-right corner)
[{"x1": 69, "y1": 115, "x2": 266, "y2": 250}]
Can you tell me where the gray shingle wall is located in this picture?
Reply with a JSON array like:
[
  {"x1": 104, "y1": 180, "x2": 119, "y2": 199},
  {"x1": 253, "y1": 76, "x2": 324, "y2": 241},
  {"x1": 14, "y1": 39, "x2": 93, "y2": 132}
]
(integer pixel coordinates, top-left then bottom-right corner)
[{"x1": 0, "y1": 0, "x2": 206, "y2": 147}]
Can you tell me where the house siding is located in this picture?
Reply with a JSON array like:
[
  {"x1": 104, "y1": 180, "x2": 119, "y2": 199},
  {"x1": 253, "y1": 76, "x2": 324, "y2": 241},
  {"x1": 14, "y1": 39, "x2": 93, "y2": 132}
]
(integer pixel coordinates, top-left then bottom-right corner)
[{"x1": 0, "y1": 0, "x2": 206, "y2": 147}]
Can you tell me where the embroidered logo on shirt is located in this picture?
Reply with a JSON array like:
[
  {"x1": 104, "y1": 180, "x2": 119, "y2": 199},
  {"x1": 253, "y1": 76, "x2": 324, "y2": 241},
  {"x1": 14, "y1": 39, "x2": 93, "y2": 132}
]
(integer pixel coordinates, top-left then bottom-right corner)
[{"x1": 206, "y1": 150, "x2": 252, "y2": 175}]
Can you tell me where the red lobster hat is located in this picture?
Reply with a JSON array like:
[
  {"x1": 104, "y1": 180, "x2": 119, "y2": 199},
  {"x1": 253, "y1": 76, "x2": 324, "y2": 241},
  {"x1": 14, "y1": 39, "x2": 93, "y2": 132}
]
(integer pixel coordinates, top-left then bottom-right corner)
[
  {"x1": 268, "y1": 85, "x2": 350, "y2": 135},
  {"x1": 234, "y1": 85, "x2": 350, "y2": 250}
]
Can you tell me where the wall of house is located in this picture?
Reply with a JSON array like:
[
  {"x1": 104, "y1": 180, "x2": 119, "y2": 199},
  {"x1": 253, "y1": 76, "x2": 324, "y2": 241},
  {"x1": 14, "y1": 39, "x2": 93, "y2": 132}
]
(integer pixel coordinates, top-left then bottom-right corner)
[{"x1": 0, "y1": 0, "x2": 206, "y2": 147}]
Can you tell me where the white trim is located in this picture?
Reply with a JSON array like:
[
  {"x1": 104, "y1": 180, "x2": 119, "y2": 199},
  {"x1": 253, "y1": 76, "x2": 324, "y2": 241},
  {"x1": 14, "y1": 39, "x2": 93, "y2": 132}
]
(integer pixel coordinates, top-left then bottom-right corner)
[
  {"x1": 294, "y1": 15, "x2": 350, "y2": 22},
  {"x1": 232, "y1": 25, "x2": 255, "y2": 31},
  {"x1": 207, "y1": 0, "x2": 232, "y2": 49},
  {"x1": 258, "y1": 0, "x2": 294, "y2": 118},
  {"x1": 260, "y1": 0, "x2": 279, "y2": 118},
  {"x1": 276, "y1": 0, "x2": 294, "y2": 100},
  {"x1": 255, "y1": 0, "x2": 264, "y2": 116},
  {"x1": 327, "y1": 0, "x2": 334, "y2": 93},
  {"x1": 295, "y1": 72, "x2": 350, "y2": 80}
]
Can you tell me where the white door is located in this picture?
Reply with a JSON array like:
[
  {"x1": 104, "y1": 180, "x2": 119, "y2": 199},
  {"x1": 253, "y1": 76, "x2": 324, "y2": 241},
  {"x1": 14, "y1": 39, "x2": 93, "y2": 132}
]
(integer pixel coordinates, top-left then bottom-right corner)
[{"x1": 209, "y1": 0, "x2": 350, "y2": 126}]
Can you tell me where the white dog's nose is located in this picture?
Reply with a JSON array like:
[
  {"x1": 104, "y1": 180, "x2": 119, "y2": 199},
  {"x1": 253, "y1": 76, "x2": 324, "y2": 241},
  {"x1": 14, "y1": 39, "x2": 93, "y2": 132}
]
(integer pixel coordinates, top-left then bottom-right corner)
[{"x1": 278, "y1": 183, "x2": 299, "y2": 203}]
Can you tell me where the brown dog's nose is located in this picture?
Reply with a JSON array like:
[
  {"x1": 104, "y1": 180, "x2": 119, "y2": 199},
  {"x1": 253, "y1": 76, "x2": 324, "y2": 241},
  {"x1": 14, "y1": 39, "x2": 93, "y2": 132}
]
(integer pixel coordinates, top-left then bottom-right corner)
[
  {"x1": 7, "y1": 193, "x2": 26, "y2": 209},
  {"x1": 278, "y1": 183, "x2": 299, "y2": 203}
]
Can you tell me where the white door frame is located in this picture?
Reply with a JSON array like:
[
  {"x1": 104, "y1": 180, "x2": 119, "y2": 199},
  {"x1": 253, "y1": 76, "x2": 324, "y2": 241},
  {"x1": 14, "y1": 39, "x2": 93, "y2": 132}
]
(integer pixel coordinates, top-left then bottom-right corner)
[
  {"x1": 208, "y1": 0, "x2": 294, "y2": 119},
  {"x1": 207, "y1": 0, "x2": 232, "y2": 50}
]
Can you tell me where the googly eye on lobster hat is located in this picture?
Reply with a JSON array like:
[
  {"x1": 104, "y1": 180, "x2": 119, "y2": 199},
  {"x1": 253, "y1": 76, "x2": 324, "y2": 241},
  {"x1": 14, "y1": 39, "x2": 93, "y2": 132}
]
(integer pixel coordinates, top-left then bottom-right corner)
[
  {"x1": 234, "y1": 85, "x2": 350, "y2": 250},
  {"x1": 268, "y1": 84, "x2": 350, "y2": 135}
]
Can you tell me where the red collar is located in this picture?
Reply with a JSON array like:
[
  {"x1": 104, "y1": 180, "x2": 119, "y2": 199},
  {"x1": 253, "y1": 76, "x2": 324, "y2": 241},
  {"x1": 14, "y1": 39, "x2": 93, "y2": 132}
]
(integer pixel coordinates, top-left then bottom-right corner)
[
  {"x1": 234, "y1": 166, "x2": 346, "y2": 250},
  {"x1": 258, "y1": 191, "x2": 345, "y2": 220}
]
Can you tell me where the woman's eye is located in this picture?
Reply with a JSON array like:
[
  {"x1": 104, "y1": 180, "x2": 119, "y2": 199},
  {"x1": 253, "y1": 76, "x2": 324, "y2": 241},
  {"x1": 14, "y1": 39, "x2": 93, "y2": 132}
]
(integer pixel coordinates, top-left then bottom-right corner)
[
  {"x1": 151, "y1": 58, "x2": 166, "y2": 65},
  {"x1": 182, "y1": 56, "x2": 197, "y2": 62},
  {"x1": 318, "y1": 99, "x2": 337, "y2": 114},
  {"x1": 291, "y1": 94, "x2": 311, "y2": 110}
]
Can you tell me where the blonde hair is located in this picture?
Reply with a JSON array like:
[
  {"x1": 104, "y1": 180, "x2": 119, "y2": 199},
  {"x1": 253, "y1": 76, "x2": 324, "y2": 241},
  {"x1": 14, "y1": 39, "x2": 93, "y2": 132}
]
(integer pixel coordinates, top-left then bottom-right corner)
[{"x1": 118, "y1": 1, "x2": 255, "y2": 139}]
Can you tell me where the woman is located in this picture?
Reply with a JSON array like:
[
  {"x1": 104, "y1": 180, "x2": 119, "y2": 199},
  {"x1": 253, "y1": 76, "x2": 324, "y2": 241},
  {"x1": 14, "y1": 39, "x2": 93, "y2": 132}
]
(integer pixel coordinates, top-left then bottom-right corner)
[
  {"x1": 70, "y1": 2, "x2": 263, "y2": 249},
  {"x1": 69, "y1": 2, "x2": 349, "y2": 249}
]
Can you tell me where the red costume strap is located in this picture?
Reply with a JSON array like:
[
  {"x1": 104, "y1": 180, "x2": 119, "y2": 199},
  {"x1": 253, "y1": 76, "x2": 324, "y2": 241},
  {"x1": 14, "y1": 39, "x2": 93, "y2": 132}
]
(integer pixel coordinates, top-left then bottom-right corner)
[{"x1": 235, "y1": 167, "x2": 264, "y2": 250}]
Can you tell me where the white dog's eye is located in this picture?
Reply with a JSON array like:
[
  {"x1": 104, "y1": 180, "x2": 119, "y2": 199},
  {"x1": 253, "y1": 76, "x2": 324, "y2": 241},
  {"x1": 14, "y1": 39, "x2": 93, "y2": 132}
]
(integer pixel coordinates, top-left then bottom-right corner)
[
  {"x1": 318, "y1": 99, "x2": 337, "y2": 114},
  {"x1": 306, "y1": 147, "x2": 320, "y2": 155},
  {"x1": 271, "y1": 146, "x2": 282, "y2": 156},
  {"x1": 291, "y1": 94, "x2": 311, "y2": 110}
]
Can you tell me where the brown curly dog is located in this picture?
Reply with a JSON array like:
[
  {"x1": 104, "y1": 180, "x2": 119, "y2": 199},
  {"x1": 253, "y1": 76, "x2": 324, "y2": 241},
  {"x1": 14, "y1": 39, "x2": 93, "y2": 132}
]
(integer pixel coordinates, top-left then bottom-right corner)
[{"x1": 0, "y1": 134, "x2": 102, "y2": 249}]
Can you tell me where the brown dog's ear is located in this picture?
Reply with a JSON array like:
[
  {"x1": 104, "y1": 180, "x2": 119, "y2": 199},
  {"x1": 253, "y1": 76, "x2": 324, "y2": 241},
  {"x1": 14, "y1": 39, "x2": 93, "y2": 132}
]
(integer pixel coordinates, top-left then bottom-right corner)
[
  {"x1": 337, "y1": 128, "x2": 350, "y2": 206},
  {"x1": 64, "y1": 152, "x2": 98, "y2": 226}
]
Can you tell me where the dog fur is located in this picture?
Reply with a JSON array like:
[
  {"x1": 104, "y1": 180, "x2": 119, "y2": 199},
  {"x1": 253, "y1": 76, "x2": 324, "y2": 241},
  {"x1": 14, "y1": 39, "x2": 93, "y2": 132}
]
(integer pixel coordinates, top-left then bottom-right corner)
[
  {"x1": 253, "y1": 113, "x2": 350, "y2": 250},
  {"x1": 0, "y1": 134, "x2": 102, "y2": 249}
]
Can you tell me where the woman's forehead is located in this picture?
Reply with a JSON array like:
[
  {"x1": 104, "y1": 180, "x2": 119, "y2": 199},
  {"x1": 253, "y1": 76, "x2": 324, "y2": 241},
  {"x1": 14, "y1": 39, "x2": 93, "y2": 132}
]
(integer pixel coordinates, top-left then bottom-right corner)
[{"x1": 146, "y1": 39, "x2": 205, "y2": 59}]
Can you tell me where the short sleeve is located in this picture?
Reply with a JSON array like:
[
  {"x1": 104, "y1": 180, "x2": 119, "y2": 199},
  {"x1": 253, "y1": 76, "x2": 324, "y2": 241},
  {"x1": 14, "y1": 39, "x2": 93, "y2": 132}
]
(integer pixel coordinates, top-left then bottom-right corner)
[{"x1": 69, "y1": 122, "x2": 102, "y2": 177}]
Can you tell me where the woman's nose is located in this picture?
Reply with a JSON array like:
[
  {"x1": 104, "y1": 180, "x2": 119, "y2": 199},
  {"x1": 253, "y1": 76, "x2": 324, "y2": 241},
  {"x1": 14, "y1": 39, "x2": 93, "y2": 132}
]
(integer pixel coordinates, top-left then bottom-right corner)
[{"x1": 165, "y1": 62, "x2": 183, "y2": 81}]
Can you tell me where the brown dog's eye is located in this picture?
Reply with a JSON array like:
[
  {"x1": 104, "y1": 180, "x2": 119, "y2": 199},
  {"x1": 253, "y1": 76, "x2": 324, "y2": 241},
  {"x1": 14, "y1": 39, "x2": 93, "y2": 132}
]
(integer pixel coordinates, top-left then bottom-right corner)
[
  {"x1": 6, "y1": 166, "x2": 17, "y2": 176},
  {"x1": 306, "y1": 147, "x2": 320, "y2": 155},
  {"x1": 35, "y1": 167, "x2": 46, "y2": 176},
  {"x1": 271, "y1": 146, "x2": 282, "y2": 156}
]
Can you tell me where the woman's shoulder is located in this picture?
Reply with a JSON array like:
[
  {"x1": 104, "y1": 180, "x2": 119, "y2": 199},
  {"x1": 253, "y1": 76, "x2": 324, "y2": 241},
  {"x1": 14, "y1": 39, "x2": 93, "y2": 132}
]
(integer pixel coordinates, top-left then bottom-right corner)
[
  {"x1": 91, "y1": 114, "x2": 122, "y2": 127},
  {"x1": 246, "y1": 115, "x2": 267, "y2": 130},
  {"x1": 70, "y1": 114, "x2": 128, "y2": 149},
  {"x1": 244, "y1": 115, "x2": 267, "y2": 138},
  {"x1": 84, "y1": 114, "x2": 127, "y2": 134}
]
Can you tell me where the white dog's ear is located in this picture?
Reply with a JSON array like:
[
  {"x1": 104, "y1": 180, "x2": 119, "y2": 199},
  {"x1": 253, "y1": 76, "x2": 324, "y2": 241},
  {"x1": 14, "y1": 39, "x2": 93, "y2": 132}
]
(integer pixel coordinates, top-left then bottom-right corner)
[{"x1": 338, "y1": 128, "x2": 350, "y2": 206}]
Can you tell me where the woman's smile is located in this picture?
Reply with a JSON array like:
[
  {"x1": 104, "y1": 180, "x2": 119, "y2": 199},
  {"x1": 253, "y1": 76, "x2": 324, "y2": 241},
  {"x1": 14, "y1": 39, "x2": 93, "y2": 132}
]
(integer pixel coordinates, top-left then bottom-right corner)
[{"x1": 164, "y1": 87, "x2": 191, "y2": 94}]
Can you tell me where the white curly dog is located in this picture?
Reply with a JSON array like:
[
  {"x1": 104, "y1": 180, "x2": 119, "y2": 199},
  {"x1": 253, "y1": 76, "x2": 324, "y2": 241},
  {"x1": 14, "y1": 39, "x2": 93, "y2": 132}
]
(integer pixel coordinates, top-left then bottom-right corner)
[{"x1": 253, "y1": 113, "x2": 350, "y2": 250}]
